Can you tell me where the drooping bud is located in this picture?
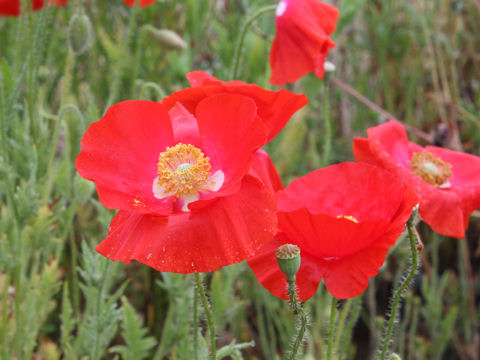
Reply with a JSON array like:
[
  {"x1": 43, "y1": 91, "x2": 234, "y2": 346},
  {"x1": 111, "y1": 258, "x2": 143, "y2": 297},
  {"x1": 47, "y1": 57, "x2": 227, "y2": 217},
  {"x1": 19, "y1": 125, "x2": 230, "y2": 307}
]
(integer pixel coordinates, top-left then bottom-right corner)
[
  {"x1": 68, "y1": 13, "x2": 93, "y2": 55},
  {"x1": 389, "y1": 353, "x2": 402, "y2": 360},
  {"x1": 324, "y1": 61, "x2": 336, "y2": 73},
  {"x1": 276, "y1": 244, "x2": 301, "y2": 280},
  {"x1": 143, "y1": 25, "x2": 187, "y2": 51}
]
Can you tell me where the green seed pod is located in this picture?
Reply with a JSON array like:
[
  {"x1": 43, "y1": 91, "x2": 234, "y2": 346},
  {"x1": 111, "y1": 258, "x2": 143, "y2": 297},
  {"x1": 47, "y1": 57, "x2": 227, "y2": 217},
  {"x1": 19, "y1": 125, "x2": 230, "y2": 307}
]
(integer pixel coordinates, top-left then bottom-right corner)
[
  {"x1": 68, "y1": 13, "x2": 93, "y2": 55},
  {"x1": 389, "y1": 353, "x2": 402, "y2": 360},
  {"x1": 144, "y1": 25, "x2": 187, "y2": 51},
  {"x1": 276, "y1": 244, "x2": 301, "y2": 280},
  {"x1": 74, "y1": 173, "x2": 94, "y2": 203}
]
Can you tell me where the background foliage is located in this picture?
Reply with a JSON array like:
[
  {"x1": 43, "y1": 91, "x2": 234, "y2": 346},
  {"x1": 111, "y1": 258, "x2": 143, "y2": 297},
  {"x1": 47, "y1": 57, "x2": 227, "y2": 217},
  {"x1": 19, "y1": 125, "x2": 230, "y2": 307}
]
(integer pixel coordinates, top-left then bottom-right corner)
[{"x1": 0, "y1": 0, "x2": 479, "y2": 359}]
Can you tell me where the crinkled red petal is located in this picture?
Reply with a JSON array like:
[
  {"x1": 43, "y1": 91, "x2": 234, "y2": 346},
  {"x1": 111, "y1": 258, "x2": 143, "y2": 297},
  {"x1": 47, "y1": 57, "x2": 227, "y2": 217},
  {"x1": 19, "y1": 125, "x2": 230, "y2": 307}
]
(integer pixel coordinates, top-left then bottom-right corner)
[
  {"x1": 269, "y1": 0, "x2": 338, "y2": 85},
  {"x1": 76, "y1": 100, "x2": 176, "y2": 215},
  {"x1": 248, "y1": 149, "x2": 284, "y2": 193},
  {"x1": 195, "y1": 94, "x2": 267, "y2": 198},
  {"x1": 278, "y1": 162, "x2": 408, "y2": 221},
  {"x1": 96, "y1": 175, "x2": 277, "y2": 273},
  {"x1": 161, "y1": 71, "x2": 308, "y2": 143}
]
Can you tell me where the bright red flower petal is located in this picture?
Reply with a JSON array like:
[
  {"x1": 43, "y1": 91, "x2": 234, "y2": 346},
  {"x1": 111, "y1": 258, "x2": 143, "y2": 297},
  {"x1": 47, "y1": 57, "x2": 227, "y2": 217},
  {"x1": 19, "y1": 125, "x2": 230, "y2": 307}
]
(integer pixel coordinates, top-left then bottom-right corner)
[
  {"x1": 96, "y1": 175, "x2": 277, "y2": 273},
  {"x1": 123, "y1": 0, "x2": 156, "y2": 7},
  {"x1": 195, "y1": 94, "x2": 267, "y2": 198},
  {"x1": 248, "y1": 149, "x2": 284, "y2": 193},
  {"x1": 76, "y1": 100, "x2": 176, "y2": 215},
  {"x1": 161, "y1": 71, "x2": 308, "y2": 143},
  {"x1": 353, "y1": 120, "x2": 480, "y2": 238},
  {"x1": 269, "y1": 0, "x2": 339, "y2": 85},
  {"x1": 248, "y1": 162, "x2": 418, "y2": 300}
]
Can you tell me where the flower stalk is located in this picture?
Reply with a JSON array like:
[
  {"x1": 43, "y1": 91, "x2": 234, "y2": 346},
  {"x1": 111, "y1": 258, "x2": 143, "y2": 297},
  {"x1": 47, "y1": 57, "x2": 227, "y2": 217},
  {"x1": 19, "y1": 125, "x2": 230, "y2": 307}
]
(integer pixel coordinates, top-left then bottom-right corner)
[
  {"x1": 194, "y1": 273, "x2": 216, "y2": 360},
  {"x1": 379, "y1": 211, "x2": 420, "y2": 360},
  {"x1": 287, "y1": 276, "x2": 308, "y2": 360},
  {"x1": 231, "y1": 5, "x2": 277, "y2": 80},
  {"x1": 327, "y1": 297, "x2": 337, "y2": 360}
]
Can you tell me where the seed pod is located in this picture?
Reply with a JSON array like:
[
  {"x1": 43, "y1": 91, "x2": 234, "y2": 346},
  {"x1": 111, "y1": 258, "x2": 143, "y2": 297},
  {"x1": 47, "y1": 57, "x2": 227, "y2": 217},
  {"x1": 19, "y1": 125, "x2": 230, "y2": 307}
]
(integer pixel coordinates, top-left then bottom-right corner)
[
  {"x1": 144, "y1": 25, "x2": 187, "y2": 51},
  {"x1": 68, "y1": 13, "x2": 93, "y2": 55},
  {"x1": 276, "y1": 244, "x2": 301, "y2": 280}
]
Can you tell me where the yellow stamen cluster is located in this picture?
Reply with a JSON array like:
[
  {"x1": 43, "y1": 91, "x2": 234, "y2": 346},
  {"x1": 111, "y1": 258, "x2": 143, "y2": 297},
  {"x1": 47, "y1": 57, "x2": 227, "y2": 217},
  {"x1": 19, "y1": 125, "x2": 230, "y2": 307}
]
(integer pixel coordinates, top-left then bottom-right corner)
[
  {"x1": 409, "y1": 151, "x2": 452, "y2": 187},
  {"x1": 157, "y1": 143, "x2": 211, "y2": 197},
  {"x1": 336, "y1": 215, "x2": 359, "y2": 223}
]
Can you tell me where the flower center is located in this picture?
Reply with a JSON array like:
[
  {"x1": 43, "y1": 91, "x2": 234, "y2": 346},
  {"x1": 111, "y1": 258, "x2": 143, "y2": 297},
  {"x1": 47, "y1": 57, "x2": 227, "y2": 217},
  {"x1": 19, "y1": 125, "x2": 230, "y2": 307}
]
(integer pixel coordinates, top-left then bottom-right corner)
[
  {"x1": 409, "y1": 151, "x2": 452, "y2": 187},
  {"x1": 336, "y1": 215, "x2": 359, "y2": 223},
  {"x1": 157, "y1": 143, "x2": 211, "y2": 197}
]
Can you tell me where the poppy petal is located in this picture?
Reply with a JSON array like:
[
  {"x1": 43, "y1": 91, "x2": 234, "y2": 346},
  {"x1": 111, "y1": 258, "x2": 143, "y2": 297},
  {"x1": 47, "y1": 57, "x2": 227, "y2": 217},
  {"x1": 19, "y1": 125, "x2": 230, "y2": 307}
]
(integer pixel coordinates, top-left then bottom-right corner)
[
  {"x1": 161, "y1": 71, "x2": 308, "y2": 143},
  {"x1": 76, "y1": 100, "x2": 176, "y2": 215},
  {"x1": 96, "y1": 175, "x2": 277, "y2": 273},
  {"x1": 195, "y1": 94, "x2": 267, "y2": 196},
  {"x1": 269, "y1": 0, "x2": 339, "y2": 85},
  {"x1": 248, "y1": 149, "x2": 284, "y2": 193}
]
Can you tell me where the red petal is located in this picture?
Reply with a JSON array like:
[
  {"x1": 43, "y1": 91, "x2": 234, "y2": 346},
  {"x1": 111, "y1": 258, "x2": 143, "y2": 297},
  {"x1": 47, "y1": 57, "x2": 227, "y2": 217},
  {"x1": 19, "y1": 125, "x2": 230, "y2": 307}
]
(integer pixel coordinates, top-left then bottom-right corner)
[
  {"x1": 162, "y1": 72, "x2": 308, "y2": 143},
  {"x1": 186, "y1": 71, "x2": 222, "y2": 87},
  {"x1": 247, "y1": 232, "x2": 323, "y2": 301},
  {"x1": 279, "y1": 209, "x2": 393, "y2": 258},
  {"x1": 248, "y1": 149, "x2": 284, "y2": 193},
  {"x1": 366, "y1": 121, "x2": 411, "y2": 167},
  {"x1": 76, "y1": 100, "x2": 175, "y2": 215},
  {"x1": 168, "y1": 102, "x2": 201, "y2": 146},
  {"x1": 195, "y1": 94, "x2": 267, "y2": 196},
  {"x1": 269, "y1": 0, "x2": 338, "y2": 85},
  {"x1": 96, "y1": 175, "x2": 277, "y2": 273},
  {"x1": 278, "y1": 162, "x2": 409, "y2": 222}
]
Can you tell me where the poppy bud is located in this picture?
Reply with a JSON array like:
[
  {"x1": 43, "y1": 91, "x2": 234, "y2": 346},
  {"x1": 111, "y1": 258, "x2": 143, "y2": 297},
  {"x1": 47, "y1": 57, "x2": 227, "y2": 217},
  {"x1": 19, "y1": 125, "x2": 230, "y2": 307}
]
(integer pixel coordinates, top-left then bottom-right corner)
[
  {"x1": 276, "y1": 244, "x2": 301, "y2": 280},
  {"x1": 68, "y1": 13, "x2": 93, "y2": 55},
  {"x1": 389, "y1": 354, "x2": 402, "y2": 360},
  {"x1": 324, "y1": 61, "x2": 336, "y2": 73},
  {"x1": 144, "y1": 26, "x2": 187, "y2": 51}
]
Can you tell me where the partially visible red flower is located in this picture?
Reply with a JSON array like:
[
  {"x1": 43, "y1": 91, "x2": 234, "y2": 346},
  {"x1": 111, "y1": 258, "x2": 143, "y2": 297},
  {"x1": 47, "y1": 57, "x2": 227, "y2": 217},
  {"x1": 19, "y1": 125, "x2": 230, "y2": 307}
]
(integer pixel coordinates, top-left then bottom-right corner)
[
  {"x1": 353, "y1": 120, "x2": 480, "y2": 239},
  {"x1": 248, "y1": 162, "x2": 418, "y2": 300},
  {"x1": 123, "y1": 0, "x2": 156, "y2": 7},
  {"x1": 0, "y1": 0, "x2": 67, "y2": 16},
  {"x1": 161, "y1": 71, "x2": 309, "y2": 143},
  {"x1": 76, "y1": 92, "x2": 294, "y2": 273},
  {"x1": 269, "y1": 0, "x2": 339, "y2": 86}
]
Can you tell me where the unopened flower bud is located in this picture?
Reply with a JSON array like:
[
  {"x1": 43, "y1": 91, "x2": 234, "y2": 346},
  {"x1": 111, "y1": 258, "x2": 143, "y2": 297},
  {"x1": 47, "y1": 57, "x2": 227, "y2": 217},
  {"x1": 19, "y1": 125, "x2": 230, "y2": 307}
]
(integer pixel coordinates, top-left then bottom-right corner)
[
  {"x1": 389, "y1": 353, "x2": 402, "y2": 360},
  {"x1": 68, "y1": 13, "x2": 93, "y2": 55},
  {"x1": 276, "y1": 244, "x2": 301, "y2": 280},
  {"x1": 144, "y1": 25, "x2": 187, "y2": 51},
  {"x1": 324, "y1": 61, "x2": 336, "y2": 73}
]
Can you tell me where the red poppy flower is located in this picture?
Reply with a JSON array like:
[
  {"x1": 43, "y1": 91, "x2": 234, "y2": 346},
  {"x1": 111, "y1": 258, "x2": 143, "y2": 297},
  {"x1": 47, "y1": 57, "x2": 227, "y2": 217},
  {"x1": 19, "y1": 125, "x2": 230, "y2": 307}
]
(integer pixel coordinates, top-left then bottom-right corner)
[
  {"x1": 161, "y1": 71, "x2": 309, "y2": 143},
  {"x1": 0, "y1": 0, "x2": 67, "y2": 16},
  {"x1": 123, "y1": 0, "x2": 156, "y2": 7},
  {"x1": 75, "y1": 90, "x2": 303, "y2": 273},
  {"x1": 269, "y1": 0, "x2": 339, "y2": 86},
  {"x1": 353, "y1": 121, "x2": 480, "y2": 239},
  {"x1": 248, "y1": 162, "x2": 418, "y2": 300}
]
